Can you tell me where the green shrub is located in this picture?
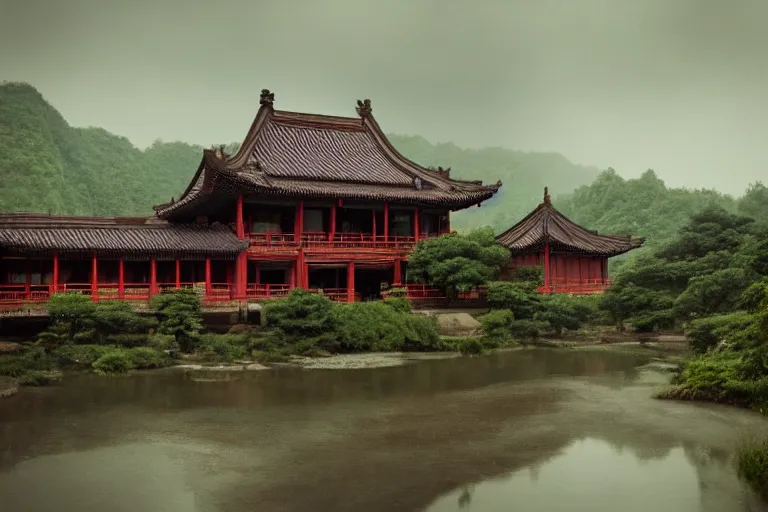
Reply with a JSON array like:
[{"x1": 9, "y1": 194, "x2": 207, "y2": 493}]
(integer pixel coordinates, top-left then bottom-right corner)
[
  {"x1": 127, "y1": 347, "x2": 171, "y2": 369},
  {"x1": 18, "y1": 370, "x2": 62, "y2": 386},
  {"x1": 263, "y1": 290, "x2": 335, "y2": 338},
  {"x1": 92, "y1": 301, "x2": 157, "y2": 343},
  {"x1": 383, "y1": 297, "x2": 411, "y2": 313},
  {"x1": 479, "y1": 310, "x2": 515, "y2": 340},
  {"x1": 0, "y1": 347, "x2": 58, "y2": 378},
  {"x1": 197, "y1": 334, "x2": 248, "y2": 362},
  {"x1": 151, "y1": 289, "x2": 203, "y2": 352},
  {"x1": 508, "y1": 265, "x2": 544, "y2": 286},
  {"x1": 401, "y1": 315, "x2": 441, "y2": 351},
  {"x1": 53, "y1": 344, "x2": 114, "y2": 366},
  {"x1": 737, "y1": 437, "x2": 768, "y2": 499},
  {"x1": 486, "y1": 281, "x2": 540, "y2": 318},
  {"x1": 458, "y1": 338, "x2": 484, "y2": 355},
  {"x1": 92, "y1": 350, "x2": 135, "y2": 374},
  {"x1": 47, "y1": 293, "x2": 96, "y2": 340},
  {"x1": 686, "y1": 312, "x2": 758, "y2": 353},
  {"x1": 508, "y1": 319, "x2": 548, "y2": 340}
]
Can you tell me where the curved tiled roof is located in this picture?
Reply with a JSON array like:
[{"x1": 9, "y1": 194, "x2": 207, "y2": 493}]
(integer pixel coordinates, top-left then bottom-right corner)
[
  {"x1": 495, "y1": 188, "x2": 645, "y2": 257},
  {"x1": 0, "y1": 214, "x2": 247, "y2": 259},
  {"x1": 154, "y1": 90, "x2": 500, "y2": 219}
]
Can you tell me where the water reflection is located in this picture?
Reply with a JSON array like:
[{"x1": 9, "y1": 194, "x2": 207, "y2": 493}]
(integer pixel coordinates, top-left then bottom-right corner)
[
  {"x1": 0, "y1": 348, "x2": 765, "y2": 512},
  {"x1": 427, "y1": 438, "x2": 760, "y2": 512}
]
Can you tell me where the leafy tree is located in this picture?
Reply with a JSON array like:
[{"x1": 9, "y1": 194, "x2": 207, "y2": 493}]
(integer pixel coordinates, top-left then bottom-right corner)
[
  {"x1": 262, "y1": 289, "x2": 335, "y2": 338},
  {"x1": 485, "y1": 281, "x2": 540, "y2": 319},
  {"x1": 407, "y1": 228, "x2": 510, "y2": 297},
  {"x1": 150, "y1": 289, "x2": 203, "y2": 352},
  {"x1": 46, "y1": 292, "x2": 97, "y2": 342}
]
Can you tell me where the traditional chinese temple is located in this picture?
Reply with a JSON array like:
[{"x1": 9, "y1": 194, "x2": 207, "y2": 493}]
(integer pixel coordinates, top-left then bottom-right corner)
[
  {"x1": 495, "y1": 188, "x2": 644, "y2": 294},
  {"x1": 0, "y1": 90, "x2": 501, "y2": 306}
]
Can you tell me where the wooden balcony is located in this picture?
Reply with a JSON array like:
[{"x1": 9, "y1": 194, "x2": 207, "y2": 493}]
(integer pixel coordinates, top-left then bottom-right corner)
[
  {"x1": 537, "y1": 278, "x2": 612, "y2": 295},
  {"x1": 248, "y1": 232, "x2": 441, "y2": 250}
]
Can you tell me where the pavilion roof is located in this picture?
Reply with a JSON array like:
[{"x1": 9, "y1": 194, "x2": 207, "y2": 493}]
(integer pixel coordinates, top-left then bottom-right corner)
[
  {"x1": 153, "y1": 91, "x2": 501, "y2": 220},
  {"x1": 0, "y1": 214, "x2": 247, "y2": 259},
  {"x1": 495, "y1": 188, "x2": 645, "y2": 257}
]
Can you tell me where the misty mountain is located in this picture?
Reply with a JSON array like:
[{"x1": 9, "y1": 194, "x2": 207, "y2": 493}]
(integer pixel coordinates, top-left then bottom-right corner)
[{"x1": 0, "y1": 82, "x2": 599, "y2": 222}]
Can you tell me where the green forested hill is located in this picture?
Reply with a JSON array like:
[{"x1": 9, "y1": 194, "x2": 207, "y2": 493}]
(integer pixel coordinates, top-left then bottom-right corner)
[
  {"x1": 2, "y1": 81, "x2": 764, "y2": 250},
  {"x1": 0, "y1": 82, "x2": 599, "y2": 219}
]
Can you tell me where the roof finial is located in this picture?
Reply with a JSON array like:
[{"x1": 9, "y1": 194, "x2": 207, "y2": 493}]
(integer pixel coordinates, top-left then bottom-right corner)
[
  {"x1": 260, "y1": 89, "x2": 275, "y2": 107},
  {"x1": 356, "y1": 99, "x2": 372, "y2": 118},
  {"x1": 543, "y1": 186, "x2": 551, "y2": 205}
]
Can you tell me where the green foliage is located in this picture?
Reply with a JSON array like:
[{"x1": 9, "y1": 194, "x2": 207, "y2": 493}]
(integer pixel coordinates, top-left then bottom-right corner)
[
  {"x1": 127, "y1": 347, "x2": 171, "y2": 369},
  {"x1": 507, "y1": 265, "x2": 544, "y2": 285},
  {"x1": 486, "y1": 281, "x2": 540, "y2": 319},
  {"x1": 479, "y1": 310, "x2": 515, "y2": 340},
  {"x1": 46, "y1": 293, "x2": 97, "y2": 341},
  {"x1": 92, "y1": 350, "x2": 134, "y2": 375},
  {"x1": 737, "y1": 437, "x2": 768, "y2": 500},
  {"x1": 263, "y1": 289, "x2": 335, "y2": 338},
  {"x1": 53, "y1": 344, "x2": 113, "y2": 366},
  {"x1": 0, "y1": 347, "x2": 57, "y2": 379},
  {"x1": 407, "y1": 228, "x2": 510, "y2": 296},
  {"x1": 534, "y1": 295, "x2": 594, "y2": 335},
  {"x1": 458, "y1": 338, "x2": 484, "y2": 355},
  {"x1": 673, "y1": 268, "x2": 751, "y2": 320},
  {"x1": 197, "y1": 334, "x2": 248, "y2": 362},
  {"x1": 686, "y1": 312, "x2": 758, "y2": 353},
  {"x1": 91, "y1": 301, "x2": 157, "y2": 344},
  {"x1": 382, "y1": 297, "x2": 411, "y2": 313},
  {"x1": 151, "y1": 289, "x2": 203, "y2": 352}
]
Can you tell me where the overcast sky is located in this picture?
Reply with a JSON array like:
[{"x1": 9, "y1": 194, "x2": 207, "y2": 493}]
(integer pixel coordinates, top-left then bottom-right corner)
[{"x1": 1, "y1": 0, "x2": 766, "y2": 195}]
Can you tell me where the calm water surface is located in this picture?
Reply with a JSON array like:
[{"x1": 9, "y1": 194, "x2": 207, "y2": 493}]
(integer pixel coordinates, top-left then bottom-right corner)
[{"x1": 0, "y1": 348, "x2": 766, "y2": 512}]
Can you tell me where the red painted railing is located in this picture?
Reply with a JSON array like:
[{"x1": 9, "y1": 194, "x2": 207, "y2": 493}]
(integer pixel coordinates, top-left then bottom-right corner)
[
  {"x1": 206, "y1": 283, "x2": 234, "y2": 302},
  {"x1": 309, "y1": 287, "x2": 348, "y2": 302},
  {"x1": 538, "y1": 278, "x2": 612, "y2": 295},
  {"x1": 404, "y1": 284, "x2": 445, "y2": 300},
  {"x1": 246, "y1": 284, "x2": 291, "y2": 299},
  {"x1": 249, "y1": 231, "x2": 440, "y2": 250}
]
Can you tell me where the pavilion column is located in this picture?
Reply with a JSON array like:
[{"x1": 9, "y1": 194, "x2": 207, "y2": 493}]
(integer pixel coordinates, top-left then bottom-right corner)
[
  {"x1": 295, "y1": 200, "x2": 304, "y2": 244},
  {"x1": 347, "y1": 261, "x2": 355, "y2": 303},
  {"x1": 254, "y1": 262, "x2": 261, "y2": 285},
  {"x1": 372, "y1": 210, "x2": 377, "y2": 247},
  {"x1": 24, "y1": 259, "x2": 31, "y2": 300},
  {"x1": 329, "y1": 203, "x2": 337, "y2": 246},
  {"x1": 150, "y1": 258, "x2": 157, "y2": 297},
  {"x1": 52, "y1": 252, "x2": 59, "y2": 294},
  {"x1": 393, "y1": 258, "x2": 402, "y2": 287},
  {"x1": 204, "y1": 257, "x2": 212, "y2": 297},
  {"x1": 289, "y1": 262, "x2": 296, "y2": 289},
  {"x1": 91, "y1": 253, "x2": 98, "y2": 302},
  {"x1": 383, "y1": 202, "x2": 389, "y2": 242},
  {"x1": 236, "y1": 194, "x2": 245, "y2": 239},
  {"x1": 413, "y1": 208, "x2": 420, "y2": 242},
  {"x1": 118, "y1": 258, "x2": 125, "y2": 299},
  {"x1": 234, "y1": 253, "x2": 247, "y2": 300},
  {"x1": 445, "y1": 212, "x2": 451, "y2": 234},
  {"x1": 601, "y1": 258, "x2": 608, "y2": 285},
  {"x1": 175, "y1": 259, "x2": 181, "y2": 289},
  {"x1": 543, "y1": 244, "x2": 551, "y2": 292}
]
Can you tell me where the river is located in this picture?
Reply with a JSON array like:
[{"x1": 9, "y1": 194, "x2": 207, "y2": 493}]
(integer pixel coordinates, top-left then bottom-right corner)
[{"x1": 0, "y1": 348, "x2": 766, "y2": 512}]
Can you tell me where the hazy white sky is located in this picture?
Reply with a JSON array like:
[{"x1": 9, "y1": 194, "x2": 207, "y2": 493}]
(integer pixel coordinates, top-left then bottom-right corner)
[{"x1": 1, "y1": 0, "x2": 766, "y2": 195}]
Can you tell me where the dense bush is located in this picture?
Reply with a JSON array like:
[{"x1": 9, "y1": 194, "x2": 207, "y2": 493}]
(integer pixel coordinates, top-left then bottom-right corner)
[
  {"x1": 479, "y1": 310, "x2": 515, "y2": 340},
  {"x1": 686, "y1": 312, "x2": 758, "y2": 353},
  {"x1": 92, "y1": 301, "x2": 157, "y2": 344},
  {"x1": 383, "y1": 297, "x2": 411, "y2": 314},
  {"x1": 47, "y1": 293, "x2": 96, "y2": 340},
  {"x1": 486, "y1": 281, "x2": 540, "y2": 318},
  {"x1": 197, "y1": 334, "x2": 248, "y2": 362},
  {"x1": 151, "y1": 289, "x2": 203, "y2": 352},
  {"x1": 458, "y1": 338, "x2": 484, "y2": 355},
  {"x1": 128, "y1": 347, "x2": 172, "y2": 369},
  {"x1": 737, "y1": 437, "x2": 768, "y2": 500},
  {"x1": 92, "y1": 350, "x2": 134, "y2": 374},
  {"x1": 53, "y1": 344, "x2": 114, "y2": 366},
  {"x1": 263, "y1": 290, "x2": 335, "y2": 338},
  {"x1": 0, "y1": 347, "x2": 57, "y2": 379}
]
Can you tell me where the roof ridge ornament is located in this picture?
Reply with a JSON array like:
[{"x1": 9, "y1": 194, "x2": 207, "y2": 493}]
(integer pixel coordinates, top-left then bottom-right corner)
[
  {"x1": 356, "y1": 99, "x2": 372, "y2": 118},
  {"x1": 260, "y1": 89, "x2": 275, "y2": 107},
  {"x1": 543, "y1": 186, "x2": 551, "y2": 206}
]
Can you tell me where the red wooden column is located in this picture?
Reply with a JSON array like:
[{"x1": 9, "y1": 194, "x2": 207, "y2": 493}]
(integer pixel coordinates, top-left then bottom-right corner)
[
  {"x1": 601, "y1": 258, "x2": 608, "y2": 285},
  {"x1": 543, "y1": 244, "x2": 551, "y2": 292},
  {"x1": 329, "y1": 204, "x2": 337, "y2": 246},
  {"x1": 372, "y1": 210, "x2": 377, "y2": 247},
  {"x1": 383, "y1": 202, "x2": 390, "y2": 242},
  {"x1": 91, "y1": 253, "x2": 98, "y2": 302},
  {"x1": 118, "y1": 259, "x2": 125, "y2": 299},
  {"x1": 254, "y1": 262, "x2": 261, "y2": 285},
  {"x1": 175, "y1": 259, "x2": 181, "y2": 289},
  {"x1": 289, "y1": 262, "x2": 296, "y2": 289},
  {"x1": 52, "y1": 252, "x2": 59, "y2": 294},
  {"x1": 150, "y1": 258, "x2": 157, "y2": 297},
  {"x1": 294, "y1": 200, "x2": 304, "y2": 244},
  {"x1": 204, "y1": 257, "x2": 212, "y2": 297},
  {"x1": 236, "y1": 194, "x2": 245, "y2": 239},
  {"x1": 347, "y1": 261, "x2": 355, "y2": 303},
  {"x1": 233, "y1": 253, "x2": 247, "y2": 300},
  {"x1": 393, "y1": 258, "x2": 402, "y2": 286},
  {"x1": 24, "y1": 259, "x2": 31, "y2": 300},
  {"x1": 413, "y1": 208, "x2": 420, "y2": 242}
]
